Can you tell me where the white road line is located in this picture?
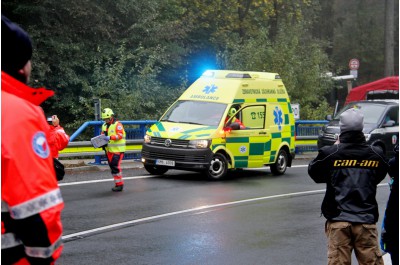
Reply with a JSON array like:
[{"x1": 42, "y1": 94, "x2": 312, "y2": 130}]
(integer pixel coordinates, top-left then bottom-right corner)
[
  {"x1": 383, "y1": 253, "x2": 392, "y2": 265},
  {"x1": 58, "y1": 175, "x2": 155, "y2": 186},
  {"x1": 59, "y1": 165, "x2": 310, "y2": 186},
  {"x1": 247, "y1": 165, "x2": 308, "y2": 170},
  {"x1": 62, "y1": 188, "x2": 326, "y2": 240},
  {"x1": 61, "y1": 165, "x2": 390, "y2": 240}
]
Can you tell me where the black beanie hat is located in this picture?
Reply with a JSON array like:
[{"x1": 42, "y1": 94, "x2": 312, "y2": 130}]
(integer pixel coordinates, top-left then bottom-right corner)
[{"x1": 1, "y1": 15, "x2": 32, "y2": 77}]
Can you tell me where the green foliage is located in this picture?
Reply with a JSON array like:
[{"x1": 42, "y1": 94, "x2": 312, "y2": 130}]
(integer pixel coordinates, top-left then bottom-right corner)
[
  {"x1": 217, "y1": 19, "x2": 334, "y2": 120},
  {"x1": 331, "y1": 0, "x2": 386, "y2": 83},
  {"x1": 301, "y1": 101, "x2": 334, "y2": 120},
  {"x1": 2, "y1": 0, "x2": 397, "y2": 135}
]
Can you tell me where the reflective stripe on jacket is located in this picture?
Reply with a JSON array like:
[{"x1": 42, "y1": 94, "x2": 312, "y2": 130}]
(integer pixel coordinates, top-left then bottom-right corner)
[{"x1": 102, "y1": 121, "x2": 126, "y2": 153}]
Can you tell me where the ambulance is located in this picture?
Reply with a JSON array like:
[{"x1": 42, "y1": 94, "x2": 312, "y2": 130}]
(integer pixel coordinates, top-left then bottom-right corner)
[{"x1": 141, "y1": 70, "x2": 296, "y2": 180}]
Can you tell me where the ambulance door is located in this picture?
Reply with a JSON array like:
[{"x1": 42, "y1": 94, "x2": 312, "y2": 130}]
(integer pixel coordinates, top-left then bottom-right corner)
[
  {"x1": 265, "y1": 102, "x2": 289, "y2": 164},
  {"x1": 225, "y1": 105, "x2": 270, "y2": 168}
]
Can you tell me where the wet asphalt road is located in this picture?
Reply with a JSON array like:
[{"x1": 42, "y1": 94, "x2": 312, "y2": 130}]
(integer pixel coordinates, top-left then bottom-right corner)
[{"x1": 57, "y1": 159, "x2": 391, "y2": 265}]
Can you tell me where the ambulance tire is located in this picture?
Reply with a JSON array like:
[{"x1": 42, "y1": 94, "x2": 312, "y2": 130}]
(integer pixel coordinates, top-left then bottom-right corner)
[
  {"x1": 205, "y1": 153, "x2": 228, "y2": 180},
  {"x1": 270, "y1": 149, "x2": 288, "y2": 175},
  {"x1": 144, "y1": 165, "x2": 168, "y2": 175}
]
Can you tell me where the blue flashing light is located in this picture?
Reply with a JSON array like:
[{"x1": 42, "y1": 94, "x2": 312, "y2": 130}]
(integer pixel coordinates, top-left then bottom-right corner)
[{"x1": 202, "y1": 70, "x2": 215, "y2": 77}]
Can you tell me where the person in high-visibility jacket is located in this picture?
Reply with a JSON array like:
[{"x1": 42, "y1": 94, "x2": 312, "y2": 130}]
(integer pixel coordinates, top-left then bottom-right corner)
[
  {"x1": 1, "y1": 15, "x2": 64, "y2": 264},
  {"x1": 100, "y1": 108, "x2": 126, "y2": 192},
  {"x1": 225, "y1": 107, "x2": 245, "y2": 129}
]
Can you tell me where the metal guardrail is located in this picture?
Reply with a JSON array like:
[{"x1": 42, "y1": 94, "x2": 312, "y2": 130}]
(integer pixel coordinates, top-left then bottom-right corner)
[
  {"x1": 62, "y1": 120, "x2": 157, "y2": 164},
  {"x1": 59, "y1": 120, "x2": 329, "y2": 160},
  {"x1": 295, "y1": 120, "x2": 328, "y2": 152},
  {"x1": 58, "y1": 139, "x2": 143, "y2": 158},
  {"x1": 69, "y1": 120, "x2": 158, "y2": 141}
]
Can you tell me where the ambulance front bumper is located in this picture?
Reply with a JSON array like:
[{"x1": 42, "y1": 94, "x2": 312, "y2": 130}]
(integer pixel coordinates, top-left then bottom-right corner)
[{"x1": 141, "y1": 143, "x2": 214, "y2": 170}]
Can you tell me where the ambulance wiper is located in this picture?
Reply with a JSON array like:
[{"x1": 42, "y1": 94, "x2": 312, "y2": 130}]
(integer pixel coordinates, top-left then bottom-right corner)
[
  {"x1": 184, "y1": 121, "x2": 203, "y2": 125},
  {"x1": 162, "y1": 119, "x2": 177, "y2": 123}
]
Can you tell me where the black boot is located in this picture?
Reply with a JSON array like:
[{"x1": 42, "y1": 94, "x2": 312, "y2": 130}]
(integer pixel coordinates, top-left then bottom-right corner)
[{"x1": 112, "y1": 185, "x2": 123, "y2": 192}]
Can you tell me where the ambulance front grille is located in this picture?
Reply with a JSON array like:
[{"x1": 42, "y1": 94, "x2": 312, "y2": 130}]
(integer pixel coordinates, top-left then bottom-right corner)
[
  {"x1": 150, "y1": 137, "x2": 189, "y2": 148},
  {"x1": 141, "y1": 151, "x2": 206, "y2": 162}
]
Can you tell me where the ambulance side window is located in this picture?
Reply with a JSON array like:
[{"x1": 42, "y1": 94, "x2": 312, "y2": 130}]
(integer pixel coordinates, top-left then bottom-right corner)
[
  {"x1": 241, "y1": 105, "x2": 265, "y2": 129},
  {"x1": 384, "y1": 107, "x2": 399, "y2": 126}
]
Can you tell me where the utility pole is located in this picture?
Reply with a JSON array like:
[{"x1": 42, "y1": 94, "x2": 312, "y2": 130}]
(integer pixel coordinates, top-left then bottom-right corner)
[
  {"x1": 384, "y1": 0, "x2": 395, "y2": 76},
  {"x1": 93, "y1": 98, "x2": 101, "y2": 121}
]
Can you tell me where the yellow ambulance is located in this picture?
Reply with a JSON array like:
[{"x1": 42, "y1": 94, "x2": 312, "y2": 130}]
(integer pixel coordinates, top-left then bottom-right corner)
[{"x1": 141, "y1": 70, "x2": 296, "y2": 180}]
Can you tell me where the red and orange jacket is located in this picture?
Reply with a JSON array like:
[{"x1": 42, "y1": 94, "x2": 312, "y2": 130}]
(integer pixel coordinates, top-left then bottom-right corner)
[
  {"x1": 48, "y1": 125, "x2": 70, "y2": 158},
  {"x1": 1, "y1": 72, "x2": 64, "y2": 264}
]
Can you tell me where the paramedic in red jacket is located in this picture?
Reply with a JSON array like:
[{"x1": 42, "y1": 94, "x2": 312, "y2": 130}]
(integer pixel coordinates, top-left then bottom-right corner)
[
  {"x1": 47, "y1": 115, "x2": 70, "y2": 158},
  {"x1": 1, "y1": 15, "x2": 64, "y2": 264}
]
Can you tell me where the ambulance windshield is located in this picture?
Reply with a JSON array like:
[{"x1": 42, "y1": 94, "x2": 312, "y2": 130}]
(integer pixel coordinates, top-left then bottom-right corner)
[{"x1": 161, "y1": 100, "x2": 227, "y2": 126}]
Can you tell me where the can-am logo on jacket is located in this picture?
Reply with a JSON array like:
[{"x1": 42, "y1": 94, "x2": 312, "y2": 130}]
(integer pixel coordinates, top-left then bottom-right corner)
[
  {"x1": 32, "y1": 132, "x2": 50, "y2": 158},
  {"x1": 273, "y1": 106, "x2": 284, "y2": 130}
]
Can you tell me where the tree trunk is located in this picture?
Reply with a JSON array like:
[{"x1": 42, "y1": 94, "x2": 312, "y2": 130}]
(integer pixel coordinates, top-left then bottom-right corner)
[{"x1": 384, "y1": 0, "x2": 395, "y2": 76}]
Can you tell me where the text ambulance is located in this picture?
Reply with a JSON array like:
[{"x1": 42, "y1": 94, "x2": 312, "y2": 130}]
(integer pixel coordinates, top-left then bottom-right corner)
[{"x1": 141, "y1": 70, "x2": 296, "y2": 180}]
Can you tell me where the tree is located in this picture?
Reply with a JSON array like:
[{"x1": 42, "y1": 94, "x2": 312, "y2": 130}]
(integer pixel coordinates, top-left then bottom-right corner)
[
  {"x1": 330, "y1": 0, "x2": 399, "y2": 83},
  {"x1": 3, "y1": 0, "x2": 395, "y2": 128},
  {"x1": 384, "y1": 0, "x2": 395, "y2": 76},
  {"x1": 2, "y1": 0, "x2": 190, "y2": 134}
]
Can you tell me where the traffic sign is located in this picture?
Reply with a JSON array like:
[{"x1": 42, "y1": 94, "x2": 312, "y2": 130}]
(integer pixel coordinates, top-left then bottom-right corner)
[
  {"x1": 350, "y1": 70, "x2": 358, "y2": 78},
  {"x1": 291, "y1": 103, "x2": 300, "y2": 120},
  {"x1": 349, "y1": 58, "x2": 360, "y2": 70}
]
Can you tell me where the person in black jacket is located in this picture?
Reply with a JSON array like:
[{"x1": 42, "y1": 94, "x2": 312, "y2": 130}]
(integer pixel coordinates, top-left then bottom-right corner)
[
  {"x1": 308, "y1": 108, "x2": 389, "y2": 265},
  {"x1": 381, "y1": 145, "x2": 399, "y2": 265}
]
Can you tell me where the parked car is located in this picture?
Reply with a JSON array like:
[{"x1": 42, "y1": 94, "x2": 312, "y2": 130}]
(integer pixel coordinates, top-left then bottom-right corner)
[{"x1": 318, "y1": 100, "x2": 399, "y2": 158}]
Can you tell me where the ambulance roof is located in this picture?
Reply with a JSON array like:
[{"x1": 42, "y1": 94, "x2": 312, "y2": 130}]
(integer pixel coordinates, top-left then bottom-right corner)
[{"x1": 179, "y1": 70, "x2": 289, "y2": 104}]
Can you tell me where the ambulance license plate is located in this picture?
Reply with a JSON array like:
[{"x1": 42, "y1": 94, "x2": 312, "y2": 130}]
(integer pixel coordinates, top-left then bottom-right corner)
[{"x1": 156, "y1": 159, "x2": 175, "y2": 167}]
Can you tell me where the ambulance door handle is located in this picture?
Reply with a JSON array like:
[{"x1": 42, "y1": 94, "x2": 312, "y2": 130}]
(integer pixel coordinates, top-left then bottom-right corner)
[{"x1": 259, "y1": 132, "x2": 267, "y2": 135}]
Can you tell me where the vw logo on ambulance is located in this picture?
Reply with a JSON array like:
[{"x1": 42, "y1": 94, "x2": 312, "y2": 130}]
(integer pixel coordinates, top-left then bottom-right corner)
[{"x1": 164, "y1": 139, "x2": 172, "y2": 147}]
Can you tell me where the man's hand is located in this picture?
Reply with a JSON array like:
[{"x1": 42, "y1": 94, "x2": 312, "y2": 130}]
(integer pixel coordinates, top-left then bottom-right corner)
[
  {"x1": 52, "y1": 115, "x2": 59, "y2": 126},
  {"x1": 101, "y1": 135, "x2": 110, "y2": 142},
  {"x1": 334, "y1": 134, "x2": 340, "y2": 144}
]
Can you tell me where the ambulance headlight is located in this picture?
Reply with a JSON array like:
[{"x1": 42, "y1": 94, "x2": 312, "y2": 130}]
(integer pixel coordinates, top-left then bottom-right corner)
[
  {"x1": 144, "y1": 134, "x2": 151, "y2": 144},
  {"x1": 188, "y1": 139, "x2": 211, "y2": 149}
]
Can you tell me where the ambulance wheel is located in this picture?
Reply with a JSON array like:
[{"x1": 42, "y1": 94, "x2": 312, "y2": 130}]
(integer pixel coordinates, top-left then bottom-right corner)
[
  {"x1": 144, "y1": 165, "x2": 168, "y2": 175},
  {"x1": 205, "y1": 153, "x2": 228, "y2": 180},
  {"x1": 270, "y1": 149, "x2": 288, "y2": 175}
]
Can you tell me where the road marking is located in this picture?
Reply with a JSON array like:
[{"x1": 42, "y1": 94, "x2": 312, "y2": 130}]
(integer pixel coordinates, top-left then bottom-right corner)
[
  {"x1": 63, "y1": 188, "x2": 327, "y2": 240},
  {"x1": 61, "y1": 171, "x2": 390, "y2": 241},
  {"x1": 383, "y1": 253, "x2": 392, "y2": 265},
  {"x1": 59, "y1": 165, "x2": 310, "y2": 186},
  {"x1": 58, "y1": 175, "x2": 155, "y2": 186}
]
